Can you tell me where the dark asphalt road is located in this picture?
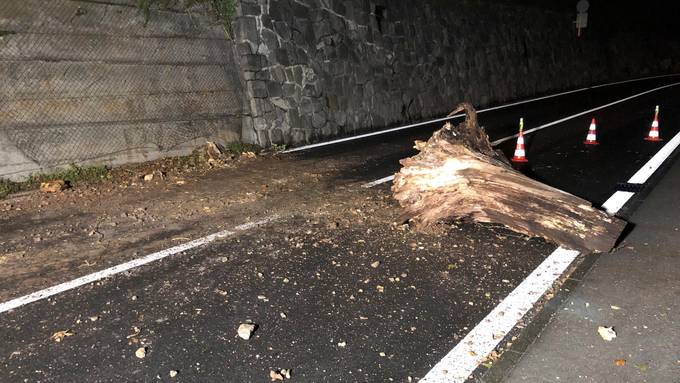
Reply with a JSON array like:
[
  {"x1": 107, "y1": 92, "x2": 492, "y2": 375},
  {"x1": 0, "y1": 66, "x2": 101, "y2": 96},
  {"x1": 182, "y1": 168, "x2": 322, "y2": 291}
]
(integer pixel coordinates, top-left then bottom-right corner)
[
  {"x1": 308, "y1": 77, "x2": 680, "y2": 205},
  {"x1": 2, "y1": 77, "x2": 680, "y2": 382},
  {"x1": 504, "y1": 151, "x2": 680, "y2": 383}
]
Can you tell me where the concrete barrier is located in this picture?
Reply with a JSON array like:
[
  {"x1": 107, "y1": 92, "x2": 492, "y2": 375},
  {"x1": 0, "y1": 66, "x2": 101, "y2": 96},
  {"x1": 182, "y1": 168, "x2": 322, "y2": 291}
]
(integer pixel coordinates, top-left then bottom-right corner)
[{"x1": 0, "y1": 0, "x2": 242, "y2": 180}]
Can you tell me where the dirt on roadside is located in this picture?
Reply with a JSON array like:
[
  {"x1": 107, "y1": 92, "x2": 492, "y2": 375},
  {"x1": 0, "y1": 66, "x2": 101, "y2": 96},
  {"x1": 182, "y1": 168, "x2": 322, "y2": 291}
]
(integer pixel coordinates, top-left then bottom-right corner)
[
  {"x1": 0, "y1": 138, "x2": 552, "y2": 307},
  {"x1": 0, "y1": 147, "x2": 342, "y2": 300}
]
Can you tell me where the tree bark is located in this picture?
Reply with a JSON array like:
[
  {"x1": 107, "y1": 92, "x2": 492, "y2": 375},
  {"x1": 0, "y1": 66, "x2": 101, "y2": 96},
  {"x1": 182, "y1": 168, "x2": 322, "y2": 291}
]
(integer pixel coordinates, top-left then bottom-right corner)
[{"x1": 392, "y1": 103, "x2": 626, "y2": 253}]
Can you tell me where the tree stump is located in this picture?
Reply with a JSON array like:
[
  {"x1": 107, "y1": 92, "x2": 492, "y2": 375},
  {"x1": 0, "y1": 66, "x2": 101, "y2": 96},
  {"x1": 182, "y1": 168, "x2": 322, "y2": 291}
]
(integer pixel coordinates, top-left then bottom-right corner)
[{"x1": 392, "y1": 103, "x2": 626, "y2": 253}]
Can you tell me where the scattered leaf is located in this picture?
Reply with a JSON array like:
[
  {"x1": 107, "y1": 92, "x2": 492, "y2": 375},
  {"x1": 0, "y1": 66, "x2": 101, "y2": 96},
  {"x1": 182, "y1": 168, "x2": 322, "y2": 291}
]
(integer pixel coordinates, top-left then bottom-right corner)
[
  {"x1": 615, "y1": 359, "x2": 626, "y2": 366},
  {"x1": 40, "y1": 180, "x2": 67, "y2": 193},
  {"x1": 127, "y1": 326, "x2": 141, "y2": 339},
  {"x1": 269, "y1": 368, "x2": 291, "y2": 381},
  {"x1": 50, "y1": 330, "x2": 74, "y2": 342},
  {"x1": 270, "y1": 370, "x2": 283, "y2": 381}
]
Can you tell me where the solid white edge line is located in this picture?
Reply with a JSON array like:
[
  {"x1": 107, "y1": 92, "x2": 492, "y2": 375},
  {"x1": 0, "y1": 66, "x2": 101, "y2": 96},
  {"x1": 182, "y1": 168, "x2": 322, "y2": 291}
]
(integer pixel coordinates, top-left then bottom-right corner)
[
  {"x1": 422, "y1": 119, "x2": 680, "y2": 382},
  {"x1": 283, "y1": 74, "x2": 680, "y2": 154},
  {"x1": 601, "y1": 129, "x2": 680, "y2": 214},
  {"x1": 0, "y1": 216, "x2": 278, "y2": 314},
  {"x1": 420, "y1": 247, "x2": 580, "y2": 383},
  {"x1": 362, "y1": 81, "x2": 680, "y2": 188},
  {"x1": 627, "y1": 130, "x2": 680, "y2": 183},
  {"x1": 601, "y1": 191, "x2": 636, "y2": 215}
]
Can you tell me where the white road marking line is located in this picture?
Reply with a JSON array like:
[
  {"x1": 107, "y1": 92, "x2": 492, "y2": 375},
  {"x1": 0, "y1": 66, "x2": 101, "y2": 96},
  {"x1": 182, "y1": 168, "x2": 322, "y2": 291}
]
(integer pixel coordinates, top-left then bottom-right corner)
[
  {"x1": 420, "y1": 247, "x2": 580, "y2": 383},
  {"x1": 0, "y1": 216, "x2": 278, "y2": 314},
  {"x1": 589, "y1": 73, "x2": 680, "y2": 89},
  {"x1": 627, "y1": 129, "x2": 680, "y2": 183},
  {"x1": 602, "y1": 129, "x2": 680, "y2": 214},
  {"x1": 601, "y1": 191, "x2": 636, "y2": 216},
  {"x1": 362, "y1": 81, "x2": 680, "y2": 188},
  {"x1": 490, "y1": 81, "x2": 680, "y2": 146},
  {"x1": 361, "y1": 175, "x2": 395, "y2": 188},
  {"x1": 421, "y1": 122, "x2": 680, "y2": 382},
  {"x1": 283, "y1": 74, "x2": 680, "y2": 154}
]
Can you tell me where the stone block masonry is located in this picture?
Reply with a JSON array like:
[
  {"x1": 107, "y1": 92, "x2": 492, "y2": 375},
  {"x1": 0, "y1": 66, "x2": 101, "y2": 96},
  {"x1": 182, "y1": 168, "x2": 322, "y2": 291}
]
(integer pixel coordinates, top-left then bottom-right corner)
[
  {"x1": 232, "y1": 0, "x2": 679, "y2": 147},
  {"x1": 2, "y1": 0, "x2": 678, "y2": 179}
]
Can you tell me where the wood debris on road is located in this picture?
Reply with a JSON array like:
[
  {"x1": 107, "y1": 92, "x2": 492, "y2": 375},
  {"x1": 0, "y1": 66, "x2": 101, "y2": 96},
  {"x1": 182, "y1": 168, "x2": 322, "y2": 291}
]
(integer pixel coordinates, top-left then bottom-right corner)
[{"x1": 392, "y1": 103, "x2": 626, "y2": 253}]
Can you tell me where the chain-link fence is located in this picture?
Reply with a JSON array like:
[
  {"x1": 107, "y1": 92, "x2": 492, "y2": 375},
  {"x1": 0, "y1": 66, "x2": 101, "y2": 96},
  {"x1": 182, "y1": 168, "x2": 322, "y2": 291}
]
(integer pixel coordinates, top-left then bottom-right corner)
[{"x1": 0, "y1": 0, "x2": 242, "y2": 179}]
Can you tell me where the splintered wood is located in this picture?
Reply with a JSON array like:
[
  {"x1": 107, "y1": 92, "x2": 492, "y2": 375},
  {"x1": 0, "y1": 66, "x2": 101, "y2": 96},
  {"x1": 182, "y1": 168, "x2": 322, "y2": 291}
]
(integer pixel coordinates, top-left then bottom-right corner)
[{"x1": 392, "y1": 103, "x2": 625, "y2": 253}]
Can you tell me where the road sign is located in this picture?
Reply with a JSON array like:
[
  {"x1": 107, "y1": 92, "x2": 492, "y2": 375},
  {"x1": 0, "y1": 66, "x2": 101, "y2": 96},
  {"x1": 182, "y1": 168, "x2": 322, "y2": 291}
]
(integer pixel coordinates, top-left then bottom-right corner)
[{"x1": 575, "y1": 0, "x2": 590, "y2": 37}]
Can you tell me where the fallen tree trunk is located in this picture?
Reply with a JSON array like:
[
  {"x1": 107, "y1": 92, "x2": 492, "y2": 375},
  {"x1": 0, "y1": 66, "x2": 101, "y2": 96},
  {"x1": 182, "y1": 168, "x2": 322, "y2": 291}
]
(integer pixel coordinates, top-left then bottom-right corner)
[{"x1": 392, "y1": 103, "x2": 626, "y2": 253}]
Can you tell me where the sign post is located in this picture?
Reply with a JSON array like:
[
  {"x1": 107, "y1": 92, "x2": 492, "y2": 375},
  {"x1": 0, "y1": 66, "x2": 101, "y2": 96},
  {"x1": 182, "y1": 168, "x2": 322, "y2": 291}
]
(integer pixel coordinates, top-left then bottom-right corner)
[{"x1": 575, "y1": 0, "x2": 590, "y2": 37}]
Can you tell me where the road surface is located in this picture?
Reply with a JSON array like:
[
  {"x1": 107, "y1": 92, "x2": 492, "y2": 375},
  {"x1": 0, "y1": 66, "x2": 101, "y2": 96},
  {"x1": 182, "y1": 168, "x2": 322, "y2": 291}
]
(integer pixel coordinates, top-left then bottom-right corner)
[{"x1": 1, "y1": 76, "x2": 680, "y2": 382}]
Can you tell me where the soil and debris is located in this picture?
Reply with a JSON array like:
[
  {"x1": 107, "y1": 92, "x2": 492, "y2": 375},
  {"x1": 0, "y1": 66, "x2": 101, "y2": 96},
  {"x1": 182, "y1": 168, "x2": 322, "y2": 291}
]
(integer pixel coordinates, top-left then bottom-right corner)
[{"x1": 0, "y1": 139, "x2": 561, "y2": 381}]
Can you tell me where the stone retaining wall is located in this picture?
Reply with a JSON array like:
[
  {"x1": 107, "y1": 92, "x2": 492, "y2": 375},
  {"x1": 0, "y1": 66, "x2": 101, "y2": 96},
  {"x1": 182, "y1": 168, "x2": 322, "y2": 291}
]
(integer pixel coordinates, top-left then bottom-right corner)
[{"x1": 232, "y1": 0, "x2": 678, "y2": 147}]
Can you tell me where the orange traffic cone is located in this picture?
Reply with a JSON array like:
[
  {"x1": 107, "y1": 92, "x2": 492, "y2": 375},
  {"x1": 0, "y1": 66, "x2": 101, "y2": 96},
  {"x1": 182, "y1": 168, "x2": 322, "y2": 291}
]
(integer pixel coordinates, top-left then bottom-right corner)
[
  {"x1": 511, "y1": 118, "x2": 528, "y2": 163},
  {"x1": 584, "y1": 118, "x2": 598, "y2": 145},
  {"x1": 644, "y1": 105, "x2": 662, "y2": 141}
]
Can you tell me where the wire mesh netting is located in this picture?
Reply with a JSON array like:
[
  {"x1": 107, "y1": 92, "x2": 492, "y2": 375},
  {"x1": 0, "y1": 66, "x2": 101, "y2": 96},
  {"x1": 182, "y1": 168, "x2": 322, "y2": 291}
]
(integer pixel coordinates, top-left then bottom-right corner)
[{"x1": 0, "y1": 0, "x2": 242, "y2": 172}]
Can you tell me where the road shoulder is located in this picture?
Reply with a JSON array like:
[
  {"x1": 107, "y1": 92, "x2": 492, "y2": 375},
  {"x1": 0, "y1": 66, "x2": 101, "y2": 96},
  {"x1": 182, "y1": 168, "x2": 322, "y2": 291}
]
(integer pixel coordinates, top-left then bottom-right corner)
[{"x1": 499, "y1": 153, "x2": 680, "y2": 382}]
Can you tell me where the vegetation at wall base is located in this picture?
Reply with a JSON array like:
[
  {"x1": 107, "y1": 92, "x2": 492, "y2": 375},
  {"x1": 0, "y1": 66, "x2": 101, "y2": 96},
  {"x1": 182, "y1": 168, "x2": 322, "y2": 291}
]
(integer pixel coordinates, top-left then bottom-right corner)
[
  {"x1": 0, "y1": 165, "x2": 110, "y2": 199},
  {"x1": 226, "y1": 141, "x2": 260, "y2": 154},
  {"x1": 0, "y1": 179, "x2": 21, "y2": 198},
  {"x1": 0, "y1": 141, "x2": 262, "y2": 199}
]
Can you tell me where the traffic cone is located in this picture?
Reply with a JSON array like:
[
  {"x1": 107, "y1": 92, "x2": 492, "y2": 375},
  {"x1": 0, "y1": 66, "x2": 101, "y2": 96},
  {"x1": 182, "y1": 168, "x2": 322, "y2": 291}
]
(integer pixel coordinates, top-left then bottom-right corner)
[
  {"x1": 583, "y1": 118, "x2": 598, "y2": 145},
  {"x1": 644, "y1": 105, "x2": 662, "y2": 141},
  {"x1": 511, "y1": 118, "x2": 528, "y2": 163}
]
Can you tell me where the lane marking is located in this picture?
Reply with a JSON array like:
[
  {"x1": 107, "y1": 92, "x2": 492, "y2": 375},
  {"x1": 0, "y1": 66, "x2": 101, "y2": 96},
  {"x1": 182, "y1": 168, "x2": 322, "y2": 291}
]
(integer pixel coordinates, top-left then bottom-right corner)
[
  {"x1": 0, "y1": 216, "x2": 278, "y2": 314},
  {"x1": 627, "y1": 130, "x2": 680, "y2": 183},
  {"x1": 421, "y1": 124, "x2": 680, "y2": 382},
  {"x1": 283, "y1": 74, "x2": 680, "y2": 154},
  {"x1": 589, "y1": 73, "x2": 680, "y2": 88},
  {"x1": 490, "y1": 82, "x2": 680, "y2": 146},
  {"x1": 421, "y1": 247, "x2": 580, "y2": 383},
  {"x1": 363, "y1": 81, "x2": 680, "y2": 188},
  {"x1": 602, "y1": 129, "x2": 680, "y2": 214},
  {"x1": 361, "y1": 175, "x2": 395, "y2": 188},
  {"x1": 601, "y1": 191, "x2": 635, "y2": 216}
]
